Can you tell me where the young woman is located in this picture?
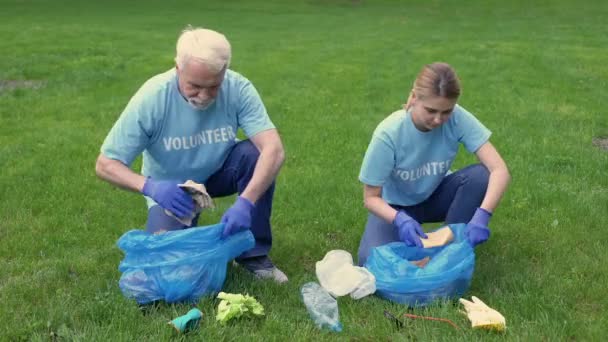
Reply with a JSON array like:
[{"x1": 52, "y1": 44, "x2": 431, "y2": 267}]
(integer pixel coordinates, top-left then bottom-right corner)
[{"x1": 357, "y1": 62, "x2": 510, "y2": 266}]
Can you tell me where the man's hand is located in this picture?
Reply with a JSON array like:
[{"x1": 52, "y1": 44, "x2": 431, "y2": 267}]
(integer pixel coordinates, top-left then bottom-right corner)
[
  {"x1": 221, "y1": 196, "x2": 255, "y2": 238},
  {"x1": 393, "y1": 211, "x2": 427, "y2": 248},
  {"x1": 466, "y1": 207, "x2": 492, "y2": 247},
  {"x1": 141, "y1": 178, "x2": 194, "y2": 219}
]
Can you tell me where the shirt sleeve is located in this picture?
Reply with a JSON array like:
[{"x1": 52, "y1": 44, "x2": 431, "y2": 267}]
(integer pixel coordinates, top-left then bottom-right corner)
[
  {"x1": 454, "y1": 105, "x2": 492, "y2": 153},
  {"x1": 100, "y1": 86, "x2": 161, "y2": 166},
  {"x1": 236, "y1": 78, "x2": 275, "y2": 137},
  {"x1": 359, "y1": 133, "x2": 396, "y2": 187}
]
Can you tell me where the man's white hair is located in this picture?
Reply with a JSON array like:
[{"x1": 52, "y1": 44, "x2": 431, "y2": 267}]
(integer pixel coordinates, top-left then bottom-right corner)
[{"x1": 175, "y1": 26, "x2": 231, "y2": 73}]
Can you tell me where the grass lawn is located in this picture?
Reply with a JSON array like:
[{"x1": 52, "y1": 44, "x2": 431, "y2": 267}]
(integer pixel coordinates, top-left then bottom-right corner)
[{"x1": 1, "y1": 0, "x2": 607, "y2": 340}]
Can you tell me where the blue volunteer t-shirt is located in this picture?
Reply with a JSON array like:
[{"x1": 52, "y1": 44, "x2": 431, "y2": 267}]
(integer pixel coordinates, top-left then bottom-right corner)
[
  {"x1": 359, "y1": 105, "x2": 491, "y2": 206},
  {"x1": 101, "y1": 68, "x2": 275, "y2": 206}
]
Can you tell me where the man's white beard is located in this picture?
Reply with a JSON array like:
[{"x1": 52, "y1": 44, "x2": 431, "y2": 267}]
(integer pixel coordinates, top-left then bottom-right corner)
[{"x1": 188, "y1": 98, "x2": 215, "y2": 111}]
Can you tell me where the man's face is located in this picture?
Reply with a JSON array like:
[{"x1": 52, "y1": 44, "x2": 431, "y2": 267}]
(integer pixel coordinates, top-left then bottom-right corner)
[
  {"x1": 409, "y1": 94, "x2": 457, "y2": 132},
  {"x1": 176, "y1": 59, "x2": 226, "y2": 110}
]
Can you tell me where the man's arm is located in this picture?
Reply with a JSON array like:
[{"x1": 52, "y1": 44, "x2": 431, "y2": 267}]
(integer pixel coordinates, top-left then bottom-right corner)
[
  {"x1": 96, "y1": 153, "x2": 194, "y2": 218},
  {"x1": 240, "y1": 129, "x2": 285, "y2": 204},
  {"x1": 95, "y1": 153, "x2": 146, "y2": 193}
]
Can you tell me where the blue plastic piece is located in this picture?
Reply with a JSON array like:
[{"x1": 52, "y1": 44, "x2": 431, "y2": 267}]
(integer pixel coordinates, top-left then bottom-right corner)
[
  {"x1": 364, "y1": 223, "x2": 475, "y2": 307},
  {"x1": 168, "y1": 308, "x2": 203, "y2": 333},
  {"x1": 117, "y1": 223, "x2": 255, "y2": 304}
]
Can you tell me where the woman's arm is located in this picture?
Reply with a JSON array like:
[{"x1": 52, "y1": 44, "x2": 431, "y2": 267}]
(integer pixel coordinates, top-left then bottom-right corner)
[
  {"x1": 363, "y1": 184, "x2": 398, "y2": 224},
  {"x1": 475, "y1": 142, "x2": 511, "y2": 212}
]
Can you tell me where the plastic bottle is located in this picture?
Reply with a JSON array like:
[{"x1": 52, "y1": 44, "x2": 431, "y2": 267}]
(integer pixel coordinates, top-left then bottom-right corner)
[{"x1": 301, "y1": 282, "x2": 343, "y2": 332}]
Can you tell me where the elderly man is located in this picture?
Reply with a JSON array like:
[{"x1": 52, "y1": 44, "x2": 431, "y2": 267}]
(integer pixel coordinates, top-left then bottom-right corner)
[{"x1": 96, "y1": 27, "x2": 287, "y2": 283}]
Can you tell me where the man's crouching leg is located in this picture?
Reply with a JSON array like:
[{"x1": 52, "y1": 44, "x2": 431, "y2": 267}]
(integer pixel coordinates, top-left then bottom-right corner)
[{"x1": 206, "y1": 140, "x2": 287, "y2": 283}]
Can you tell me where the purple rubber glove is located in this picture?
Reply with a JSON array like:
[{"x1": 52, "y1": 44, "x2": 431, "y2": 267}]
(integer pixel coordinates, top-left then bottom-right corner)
[
  {"x1": 221, "y1": 196, "x2": 255, "y2": 238},
  {"x1": 393, "y1": 210, "x2": 428, "y2": 248},
  {"x1": 466, "y1": 207, "x2": 492, "y2": 247},
  {"x1": 141, "y1": 178, "x2": 194, "y2": 219}
]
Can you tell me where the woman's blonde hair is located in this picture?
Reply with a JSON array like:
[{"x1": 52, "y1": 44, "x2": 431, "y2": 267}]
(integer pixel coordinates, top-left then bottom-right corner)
[{"x1": 412, "y1": 62, "x2": 461, "y2": 100}]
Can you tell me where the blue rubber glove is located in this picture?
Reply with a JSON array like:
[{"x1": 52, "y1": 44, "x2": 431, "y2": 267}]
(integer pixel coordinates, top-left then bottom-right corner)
[
  {"x1": 141, "y1": 178, "x2": 194, "y2": 219},
  {"x1": 466, "y1": 207, "x2": 492, "y2": 247},
  {"x1": 393, "y1": 211, "x2": 428, "y2": 248},
  {"x1": 221, "y1": 196, "x2": 255, "y2": 238}
]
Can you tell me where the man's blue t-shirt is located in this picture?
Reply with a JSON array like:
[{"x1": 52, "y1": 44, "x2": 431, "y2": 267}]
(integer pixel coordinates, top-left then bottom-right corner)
[
  {"x1": 101, "y1": 69, "x2": 275, "y2": 205},
  {"x1": 359, "y1": 105, "x2": 491, "y2": 206}
]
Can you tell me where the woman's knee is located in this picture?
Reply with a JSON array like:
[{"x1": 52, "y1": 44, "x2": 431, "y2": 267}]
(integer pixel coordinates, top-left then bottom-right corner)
[
  {"x1": 357, "y1": 248, "x2": 370, "y2": 267},
  {"x1": 357, "y1": 214, "x2": 397, "y2": 266},
  {"x1": 463, "y1": 164, "x2": 490, "y2": 192}
]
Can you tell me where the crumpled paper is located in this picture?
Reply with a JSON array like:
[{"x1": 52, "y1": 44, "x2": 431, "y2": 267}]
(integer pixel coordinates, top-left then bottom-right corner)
[
  {"x1": 165, "y1": 180, "x2": 215, "y2": 226},
  {"x1": 315, "y1": 250, "x2": 376, "y2": 299}
]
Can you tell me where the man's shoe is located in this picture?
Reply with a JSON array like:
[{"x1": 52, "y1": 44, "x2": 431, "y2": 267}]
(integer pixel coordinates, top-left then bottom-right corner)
[
  {"x1": 238, "y1": 256, "x2": 288, "y2": 284},
  {"x1": 252, "y1": 267, "x2": 288, "y2": 284}
]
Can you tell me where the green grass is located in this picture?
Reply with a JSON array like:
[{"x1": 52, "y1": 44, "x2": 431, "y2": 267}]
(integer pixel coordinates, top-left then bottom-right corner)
[{"x1": 1, "y1": 0, "x2": 607, "y2": 340}]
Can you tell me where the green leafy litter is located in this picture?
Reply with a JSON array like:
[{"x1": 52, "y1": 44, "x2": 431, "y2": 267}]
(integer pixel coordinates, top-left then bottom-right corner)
[{"x1": 216, "y1": 292, "x2": 265, "y2": 324}]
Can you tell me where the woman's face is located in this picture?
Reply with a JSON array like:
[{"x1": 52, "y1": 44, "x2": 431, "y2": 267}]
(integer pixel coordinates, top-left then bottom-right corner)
[{"x1": 409, "y1": 93, "x2": 457, "y2": 132}]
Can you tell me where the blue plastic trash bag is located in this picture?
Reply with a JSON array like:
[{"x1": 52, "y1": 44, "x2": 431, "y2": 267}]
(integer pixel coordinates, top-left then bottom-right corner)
[
  {"x1": 117, "y1": 223, "x2": 255, "y2": 304},
  {"x1": 364, "y1": 223, "x2": 474, "y2": 307}
]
